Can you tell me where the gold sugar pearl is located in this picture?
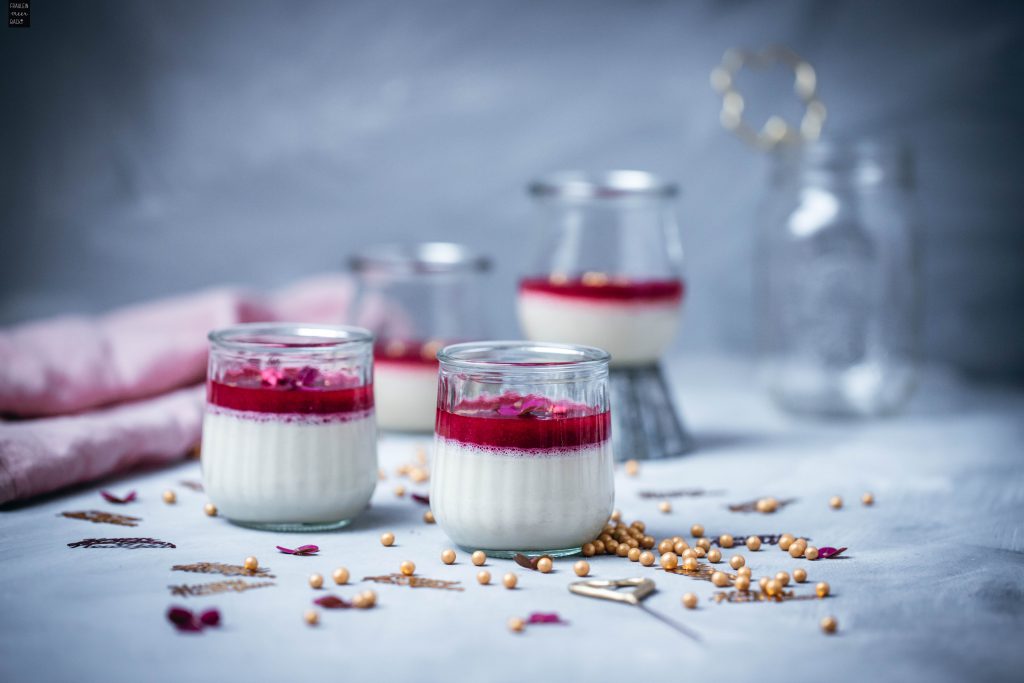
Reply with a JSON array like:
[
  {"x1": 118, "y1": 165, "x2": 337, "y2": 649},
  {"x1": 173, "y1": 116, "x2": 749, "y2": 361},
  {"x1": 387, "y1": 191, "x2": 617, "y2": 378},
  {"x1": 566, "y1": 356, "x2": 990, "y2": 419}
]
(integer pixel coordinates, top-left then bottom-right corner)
[
  {"x1": 693, "y1": 546, "x2": 706, "y2": 559},
  {"x1": 610, "y1": 509, "x2": 622, "y2": 522},
  {"x1": 759, "y1": 577, "x2": 770, "y2": 592},
  {"x1": 582, "y1": 543, "x2": 596, "y2": 557},
  {"x1": 658, "y1": 501, "x2": 672, "y2": 514},
  {"x1": 472, "y1": 551, "x2": 487, "y2": 566},
  {"x1": 503, "y1": 572, "x2": 518, "y2": 589},
  {"x1": 423, "y1": 510, "x2": 435, "y2": 524},
  {"x1": 508, "y1": 617, "x2": 526, "y2": 633},
  {"x1": 691, "y1": 524, "x2": 704, "y2": 538},
  {"x1": 605, "y1": 541, "x2": 619, "y2": 554},
  {"x1": 162, "y1": 490, "x2": 176, "y2": 504},
  {"x1": 816, "y1": 581, "x2": 831, "y2": 598},
  {"x1": 309, "y1": 573, "x2": 324, "y2": 589},
  {"x1": 304, "y1": 609, "x2": 319, "y2": 626},
  {"x1": 658, "y1": 539, "x2": 674, "y2": 554},
  {"x1": 628, "y1": 548, "x2": 641, "y2": 562},
  {"x1": 574, "y1": 560, "x2": 591, "y2": 577},
  {"x1": 765, "y1": 579, "x2": 781, "y2": 597},
  {"x1": 789, "y1": 542, "x2": 807, "y2": 559},
  {"x1": 441, "y1": 549, "x2": 457, "y2": 565},
  {"x1": 593, "y1": 540, "x2": 606, "y2": 554},
  {"x1": 719, "y1": 534, "x2": 734, "y2": 548},
  {"x1": 378, "y1": 468, "x2": 387, "y2": 480},
  {"x1": 829, "y1": 495, "x2": 843, "y2": 509},
  {"x1": 707, "y1": 549, "x2": 722, "y2": 563},
  {"x1": 477, "y1": 570, "x2": 491, "y2": 585},
  {"x1": 729, "y1": 555, "x2": 745, "y2": 570},
  {"x1": 778, "y1": 534, "x2": 795, "y2": 551},
  {"x1": 624, "y1": 459, "x2": 640, "y2": 476},
  {"x1": 332, "y1": 567, "x2": 350, "y2": 584},
  {"x1": 616, "y1": 544, "x2": 629, "y2": 558},
  {"x1": 745, "y1": 536, "x2": 762, "y2": 551},
  {"x1": 862, "y1": 492, "x2": 875, "y2": 506},
  {"x1": 696, "y1": 538, "x2": 711, "y2": 551},
  {"x1": 804, "y1": 546, "x2": 820, "y2": 561},
  {"x1": 631, "y1": 520, "x2": 646, "y2": 532},
  {"x1": 361, "y1": 590, "x2": 378, "y2": 607},
  {"x1": 737, "y1": 566, "x2": 752, "y2": 578},
  {"x1": 203, "y1": 503, "x2": 217, "y2": 517},
  {"x1": 711, "y1": 571, "x2": 730, "y2": 587},
  {"x1": 660, "y1": 552, "x2": 678, "y2": 570},
  {"x1": 682, "y1": 557, "x2": 699, "y2": 571},
  {"x1": 793, "y1": 568, "x2": 808, "y2": 583},
  {"x1": 639, "y1": 551, "x2": 656, "y2": 566},
  {"x1": 243, "y1": 556, "x2": 259, "y2": 571},
  {"x1": 394, "y1": 485, "x2": 407, "y2": 497},
  {"x1": 821, "y1": 616, "x2": 838, "y2": 634},
  {"x1": 537, "y1": 557, "x2": 554, "y2": 573},
  {"x1": 775, "y1": 571, "x2": 790, "y2": 587},
  {"x1": 400, "y1": 561, "x2": 416, "y2": 576},
  {"x1": 676, "y1": 541, "x2": 691, "y2": 555},
  {"x1": 352, "y1": 593, "x2": 369, "y2": 609},
  {"x1": 682, "y1": 593, "x2": 698, "y2": 609},
  {"x1": 682, "y1": 548, "x2": 697, "y2": 560},
  {"x1": 756, "y1": 497, "x2": 779, "y2": 513},
  {"x1": 735, "y1": 575, "x2": 751, "y2": 592},
  {"x1": 380, "y1": 532, "x2": 395, "y2": 547},
  {"x1": 671, "y1": 536, "x2": 683, "y2": 544}
]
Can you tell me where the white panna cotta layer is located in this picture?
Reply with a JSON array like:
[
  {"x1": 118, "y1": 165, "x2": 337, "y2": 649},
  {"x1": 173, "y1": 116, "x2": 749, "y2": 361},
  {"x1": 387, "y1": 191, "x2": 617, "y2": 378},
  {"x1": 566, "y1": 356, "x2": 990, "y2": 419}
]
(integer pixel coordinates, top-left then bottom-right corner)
[
  {"x1": 374, "y1": 362, "x2": 438, "y2": 432},
  {"x1": 202, "y1": 407, "x2": 378, "y2": 524}
]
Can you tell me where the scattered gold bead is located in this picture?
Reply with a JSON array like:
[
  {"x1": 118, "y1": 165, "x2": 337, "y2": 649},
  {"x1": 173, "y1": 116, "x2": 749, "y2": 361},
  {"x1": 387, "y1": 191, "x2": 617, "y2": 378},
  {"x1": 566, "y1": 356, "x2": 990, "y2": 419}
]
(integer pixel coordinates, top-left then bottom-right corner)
[
  {"x1": 775, "y1": 571, "x2": 790, "y2": 587},
  {"x1": 660, "y1": 552, "x2": 678, "y2": 570},
  {"x1": 657, "y1": 539, "x2": 674, "y2": 554},
  {"x1": 682, "y1": 593, "x2": 698, "y2": 609},
  {"x1": 243, "y1": 556, "x2": 258, "y2": 571},
  {"x1": 816, "y1": 581, "x2": 831, "y2": 598},
  {"x1": 805, "y1": 546, "x2": 820, "y2": 561},
  {"x1": 203, "y1": 503, "x2": 217, "y2": 516},
  {"x1": 759, "y1": 577, "x2": 770, "y2": 592},
  {"x1": 737, "y1": 566, "x2": 752, "y2": 578},
  {"x1": 394, "y1": 485, "x2": 407, "y2": 497},
  {"x1": 778, "y1": 534, "x2": 795, "y2": 551},
  {"x1": 380, "y1": 532, "x2": 395, "y2": 547},
  {"x1": 707, "y1": 549, "x2": 722, "y2": 563},
  {"x1": 671, "y1": 536, "x2": 683, "y2": 544},
  {"x1": 628, "y1": 548, "x2": 641, "y2": 562},
  {"x1": 696, "y1": 538, "x2": 711, "y2": 551},
  {"x1": 309, "y1": 573, "x2": 324, "y2": 589},
  {"x1": 735, "y1": 575, "x2": 751, "y2": 591},
  {"x1": 378, "y1": 468, "x2": 387, "y2": 480},
  {"x1": 304, "y1": 609, "x2": 319, "y2": 625},
  {"x1": 730, "y1": 555, "x2": 745, "y2": 570},
  {"x1": 162, "y1": 490, "x2": 176, "y2": 504},
  {"x1": 789, "y1": 542, "x2": 807, "y2": 558},
  {"x1": 441, "y1": 549, "x2": 457, "y2": 565},
  {"x1": 537, "y1": 557, "x2": 554, "y2": 573},
  {"x1": 582, "y1": 543, "x2": 596, "y2": 557},
  {"x1": 352, "y1": 593, "x2": 369, "y2": 609},
  {"x1": 793, "y1": 568, "x2": 808, "y2": 583},
  {"x1": 693, "y1": 546, "x2": 706, "y2": 558},
  {"x1": 765, "y1": 579, "x2": 781, "y2": 597},
  {"x1": 409, "y1": 468, "x2": 429, "y2": 484},
  {"x1": 719, "y1": 534, "x2": 734, "y2": 548},
  {"x1": 821, "y1": 616, "x2": 838, "y2": 634},
  {"x1": 477, "y1": 570, "x2": 491, "y2": 585},
  {"x1": 641, "y1": 536, "x2": 655, "y2": 549},
  {"x1": 624, "y1": 459, "x2": 640, "y2": 476},
  {"x1": 610, "y1": 509, "x2": 622, "y2": 522},
  {"x1": 593, "y1": 540, "x2": 606, "y2": 554},
  {"x1": 676, "y1": 541, "x2": 691, "y2": 555},
  {"x1": 658, "y1": 501, "x2": 672, "y2": 514},
  {"x1": 503, "y1": 572, "x2": 518, "y2": 589},
  {"x1": 631, "y1": 520, "x2": 646, "y2": 532},
  {"x1": 616, "y1": 544, "x2": 629, "y2": 557},
  {"x1": 574, "y1": 560, "x2": 590, "y2": 577},
  {"x1": 745, "y1": 536, "x2": 762, "y2": 551},
  {"x1": 682, "y1": 548, "x2": 697, "y2": 560},
  {"x1": 862, "y1": 492, "x2": 875, "y2": 506},
  {"x1": 605, "y1": 540, "x2": 619, "y2": 554},
  {"x1": 472, "y1": 551, "x2": 487, "y2": 566},
  {"x1": 332, "y1": 567, "x2": 350, "y2": 584},
  {"x1": 756, "y1": 497, "x2": 779, "y2": 513},
  {"x1": 423, "y1": 510, "x2": 435, "y2": 524},
  {"x1": 682, "y1": 557, "x2": 699, "y2": 571},
  {"x1": 829, "y1": 495, "x2": 843, "y2": 509},
  {"x1": 400, "y1": 561, "x2": 416, "y2": 576},
  {"x1": 639, "y1": 551, "x2": 656, "y2": 566},
  {"x1": 361, "y1": 590, "x2": 377, "y2": 607},
  {"x1": 508, "y1": 617, "x2": 525, "y2": 633},
  {"x1": 691, "y1": 524, "x2": 704, "y2": 538},
  {"x1": 711, "y1": 571, "x2": 730, "y2": 587}
]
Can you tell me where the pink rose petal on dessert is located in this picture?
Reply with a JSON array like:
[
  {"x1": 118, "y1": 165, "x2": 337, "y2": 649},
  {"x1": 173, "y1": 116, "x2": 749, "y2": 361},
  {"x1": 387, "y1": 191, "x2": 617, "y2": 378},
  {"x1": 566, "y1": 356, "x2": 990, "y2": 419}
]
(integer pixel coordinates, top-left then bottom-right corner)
[{"x1": 100, "y1": 490, "x2": 137, "y2": 504}]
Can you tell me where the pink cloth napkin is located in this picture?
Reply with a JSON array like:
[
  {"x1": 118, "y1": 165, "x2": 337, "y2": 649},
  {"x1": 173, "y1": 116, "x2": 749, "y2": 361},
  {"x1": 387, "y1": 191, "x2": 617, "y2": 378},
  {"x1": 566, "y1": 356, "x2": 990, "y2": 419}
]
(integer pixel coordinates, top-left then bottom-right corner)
[{"x1": 0, "y1": 274, "x2": 353, "y2": 504}]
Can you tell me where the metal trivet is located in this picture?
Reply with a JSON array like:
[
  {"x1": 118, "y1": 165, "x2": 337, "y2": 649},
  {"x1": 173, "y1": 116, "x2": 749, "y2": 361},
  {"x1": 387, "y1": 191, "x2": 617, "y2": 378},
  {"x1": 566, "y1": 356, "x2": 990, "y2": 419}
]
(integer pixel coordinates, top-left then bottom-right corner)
[{"x1": 609, "y1": 365, "x2": 694, "y2": 461}]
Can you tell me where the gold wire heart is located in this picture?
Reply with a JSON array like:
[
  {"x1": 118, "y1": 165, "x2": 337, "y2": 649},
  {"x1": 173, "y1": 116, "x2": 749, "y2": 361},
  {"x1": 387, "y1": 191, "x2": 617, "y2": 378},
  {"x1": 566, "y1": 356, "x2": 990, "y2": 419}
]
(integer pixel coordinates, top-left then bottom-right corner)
[{"x1": 568, "y1": 577, "x2": 656, "y2": 606}]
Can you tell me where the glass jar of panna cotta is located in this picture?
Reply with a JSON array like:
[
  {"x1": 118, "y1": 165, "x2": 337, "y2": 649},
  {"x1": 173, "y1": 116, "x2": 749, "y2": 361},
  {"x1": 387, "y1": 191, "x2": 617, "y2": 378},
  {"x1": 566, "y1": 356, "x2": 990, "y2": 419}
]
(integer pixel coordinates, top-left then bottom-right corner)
[
  {"x1": 431, "y1": 341, "x2": 614, "y2": 557},
  {"x1": 348, "y1": 243, "x2": 492, "y2": 432},
  {"x1": 517, "y1": 171, "x2": 685, "y2": 367},
  {"x1": 202, "y1": 324, "x2": 377, "y2": 531}
]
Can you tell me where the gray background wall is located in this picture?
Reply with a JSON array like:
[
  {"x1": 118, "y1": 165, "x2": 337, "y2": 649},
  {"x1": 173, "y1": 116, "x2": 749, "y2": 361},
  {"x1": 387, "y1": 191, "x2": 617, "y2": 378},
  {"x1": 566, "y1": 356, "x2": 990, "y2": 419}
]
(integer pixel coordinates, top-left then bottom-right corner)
[{"x1": 1, "y1": 1, "x2": 1022, "y2": 378}]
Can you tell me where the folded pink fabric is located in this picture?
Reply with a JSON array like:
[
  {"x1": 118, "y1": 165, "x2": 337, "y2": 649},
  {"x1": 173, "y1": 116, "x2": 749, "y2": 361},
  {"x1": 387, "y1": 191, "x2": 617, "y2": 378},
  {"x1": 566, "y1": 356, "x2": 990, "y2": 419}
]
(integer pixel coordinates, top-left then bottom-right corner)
[{"x1": 0, "y1": 274, "x2": 354, "y2": 504}]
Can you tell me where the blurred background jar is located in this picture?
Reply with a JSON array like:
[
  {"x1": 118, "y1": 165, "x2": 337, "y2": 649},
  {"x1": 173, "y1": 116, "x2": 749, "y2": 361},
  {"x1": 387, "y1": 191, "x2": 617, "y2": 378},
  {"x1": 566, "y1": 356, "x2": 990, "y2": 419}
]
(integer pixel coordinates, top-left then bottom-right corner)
[
  {"x1": 348, "y1": 243, "x2": 491, "y2": 432},
  {"x1": 757, "y1": 140, "x2": 920, "y2": 417}
]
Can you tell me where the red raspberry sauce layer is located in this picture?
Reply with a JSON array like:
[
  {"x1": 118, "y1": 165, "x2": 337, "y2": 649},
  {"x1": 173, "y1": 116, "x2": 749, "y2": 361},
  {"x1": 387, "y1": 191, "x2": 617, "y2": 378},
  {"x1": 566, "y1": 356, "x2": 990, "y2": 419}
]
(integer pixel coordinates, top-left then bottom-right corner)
[
  {"x1": 374, "y1": 340, "x2": 440, "y2": 368},
  {"x1": 519, "y1": 277, "x2": 684, "y2": 303},
  {"x1": 436, "y1": 393, "x2": 610, "y2": 450},
  {"x1": 207, "y1": 367, "x2": 373, "y2": 415}
]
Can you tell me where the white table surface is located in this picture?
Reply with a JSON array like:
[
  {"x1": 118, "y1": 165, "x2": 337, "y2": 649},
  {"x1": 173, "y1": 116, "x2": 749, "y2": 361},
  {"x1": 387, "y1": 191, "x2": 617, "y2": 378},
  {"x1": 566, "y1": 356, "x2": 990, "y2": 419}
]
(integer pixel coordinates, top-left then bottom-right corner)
[{"x1": 2, "y1": 356, "x2": 1022, "y2": 683}]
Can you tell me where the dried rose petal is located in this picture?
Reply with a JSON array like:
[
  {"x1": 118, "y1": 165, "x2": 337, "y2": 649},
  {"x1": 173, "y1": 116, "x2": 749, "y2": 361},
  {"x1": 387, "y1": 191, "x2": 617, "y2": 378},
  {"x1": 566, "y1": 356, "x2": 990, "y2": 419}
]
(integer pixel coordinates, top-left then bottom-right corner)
[
  {"x1": 167, "y1": 606, "x2": 202, "y2": 632},
  {"x1": 411, "y1": 493, "x2": 430, "y2": 506},
  {"x1": 276, "y1": 544, "x2": 319, "y2": 556},
  {"x1": 314, "y1": 595, "x2": 352, "y2": 609},
  {"x1": 199, "y1": 609, "x2": 221, "y2": 627},
  {"x1": 818, "y1": 546, "x2": 848, "y2": 559},
  {"x1": 527, "y1": 612, "x2": 568, "y2": 624},
  {"x1": 514, "y1": 553, "x2": 536, "y2": 570},
  {"x1": 100, "y1": 490, "x2": 137, "y2": 504}
]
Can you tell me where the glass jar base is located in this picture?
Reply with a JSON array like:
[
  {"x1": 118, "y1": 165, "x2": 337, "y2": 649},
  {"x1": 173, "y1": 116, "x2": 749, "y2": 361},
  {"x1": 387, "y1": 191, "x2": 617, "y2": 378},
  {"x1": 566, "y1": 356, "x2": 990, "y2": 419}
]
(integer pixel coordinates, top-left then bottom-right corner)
[
  {"x1": 457, "y1": 545, "x2": 582, "y2": 559},
  {"x1": 227, "y1": 518, "x2": 353, "y2": 533}
]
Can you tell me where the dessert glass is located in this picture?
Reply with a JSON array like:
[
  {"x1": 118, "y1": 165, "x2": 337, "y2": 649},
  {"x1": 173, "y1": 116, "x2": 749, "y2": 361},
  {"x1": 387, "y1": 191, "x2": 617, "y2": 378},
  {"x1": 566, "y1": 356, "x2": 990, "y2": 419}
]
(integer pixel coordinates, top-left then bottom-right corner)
[
  {"x1": 431, "y1": 341, "x2": 614, "y2": 557},
  {"x1": 348, "y1": 243, "x2": 491, "y2": 432},
  {"x1": 202, "y1": 323, "x2": 377, "y2": 531}
]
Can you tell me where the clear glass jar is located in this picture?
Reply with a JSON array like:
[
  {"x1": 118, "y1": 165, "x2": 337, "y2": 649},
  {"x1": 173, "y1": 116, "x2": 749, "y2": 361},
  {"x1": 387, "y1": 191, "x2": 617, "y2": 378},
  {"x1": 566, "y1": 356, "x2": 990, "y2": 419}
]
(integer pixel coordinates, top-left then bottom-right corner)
[
  {"x1": 348, "y1": 243, "x2": 491, "y2": 432},
  {"x1": 517, "y1": 171, "x2": 685, "y2": 367},
  {"x1": 202, "y1": 323, "x2": 377, "y2": 531},
  {"x1": 431, "y1": 341, "x2": 613, "y2": 557},
  {"x1": 757, "y1": 140, "x2": 920, "y2": 416}
]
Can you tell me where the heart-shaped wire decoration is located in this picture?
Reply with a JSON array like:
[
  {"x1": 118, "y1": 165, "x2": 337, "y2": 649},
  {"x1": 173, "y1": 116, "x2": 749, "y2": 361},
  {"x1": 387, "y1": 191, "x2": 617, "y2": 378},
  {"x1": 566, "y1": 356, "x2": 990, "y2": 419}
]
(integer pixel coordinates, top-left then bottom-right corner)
[{"x1": 710, "y1": 45, "x2": 827, "y2": 151}]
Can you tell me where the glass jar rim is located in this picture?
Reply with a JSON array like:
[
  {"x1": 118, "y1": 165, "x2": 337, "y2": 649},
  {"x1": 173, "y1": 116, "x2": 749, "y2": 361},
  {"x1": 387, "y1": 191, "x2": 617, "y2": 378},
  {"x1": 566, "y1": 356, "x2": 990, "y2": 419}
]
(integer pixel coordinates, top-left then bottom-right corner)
[
  {"x1": 348, "y1": 242, "x2": 491, "y2": 274},
  {"x1": 437, "y1": 340, "x2": 610, "y2": 373},
  {"x1": 529, "y1": 170, "x2": 679, "y2": 200},
  {"x1": 208, "y1": 323, "x2": 373, "y2": 354}
]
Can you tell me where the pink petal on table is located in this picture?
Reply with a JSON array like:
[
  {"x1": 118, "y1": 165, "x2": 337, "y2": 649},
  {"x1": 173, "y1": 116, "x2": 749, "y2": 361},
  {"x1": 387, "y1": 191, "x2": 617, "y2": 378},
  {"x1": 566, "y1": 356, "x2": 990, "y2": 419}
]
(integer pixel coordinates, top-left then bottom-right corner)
[
  {"x1": 276, "y1": 544, "x2": 320, "y2": 555},
  {"x1": 167, "y1": 606, "x2": 201, "y2": 632},
  {"x1": 411, "y1": 493, "x2": 430, "y2": 506},
  {"x1": 199, "y1": 609, "x2": 221, "y2": 627},
  {"x1": 100, "y1": 490, "x2": 137, "y2": 504},
  {"x1": 314, "y1": 595, "x2": 352, "y2": 609},
  {"x1": 818, "y1": 546, "x2": 848, "y2": 559},
  {"x1": 527, "y1": 612, "x2": 568, "y2": 625}
]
